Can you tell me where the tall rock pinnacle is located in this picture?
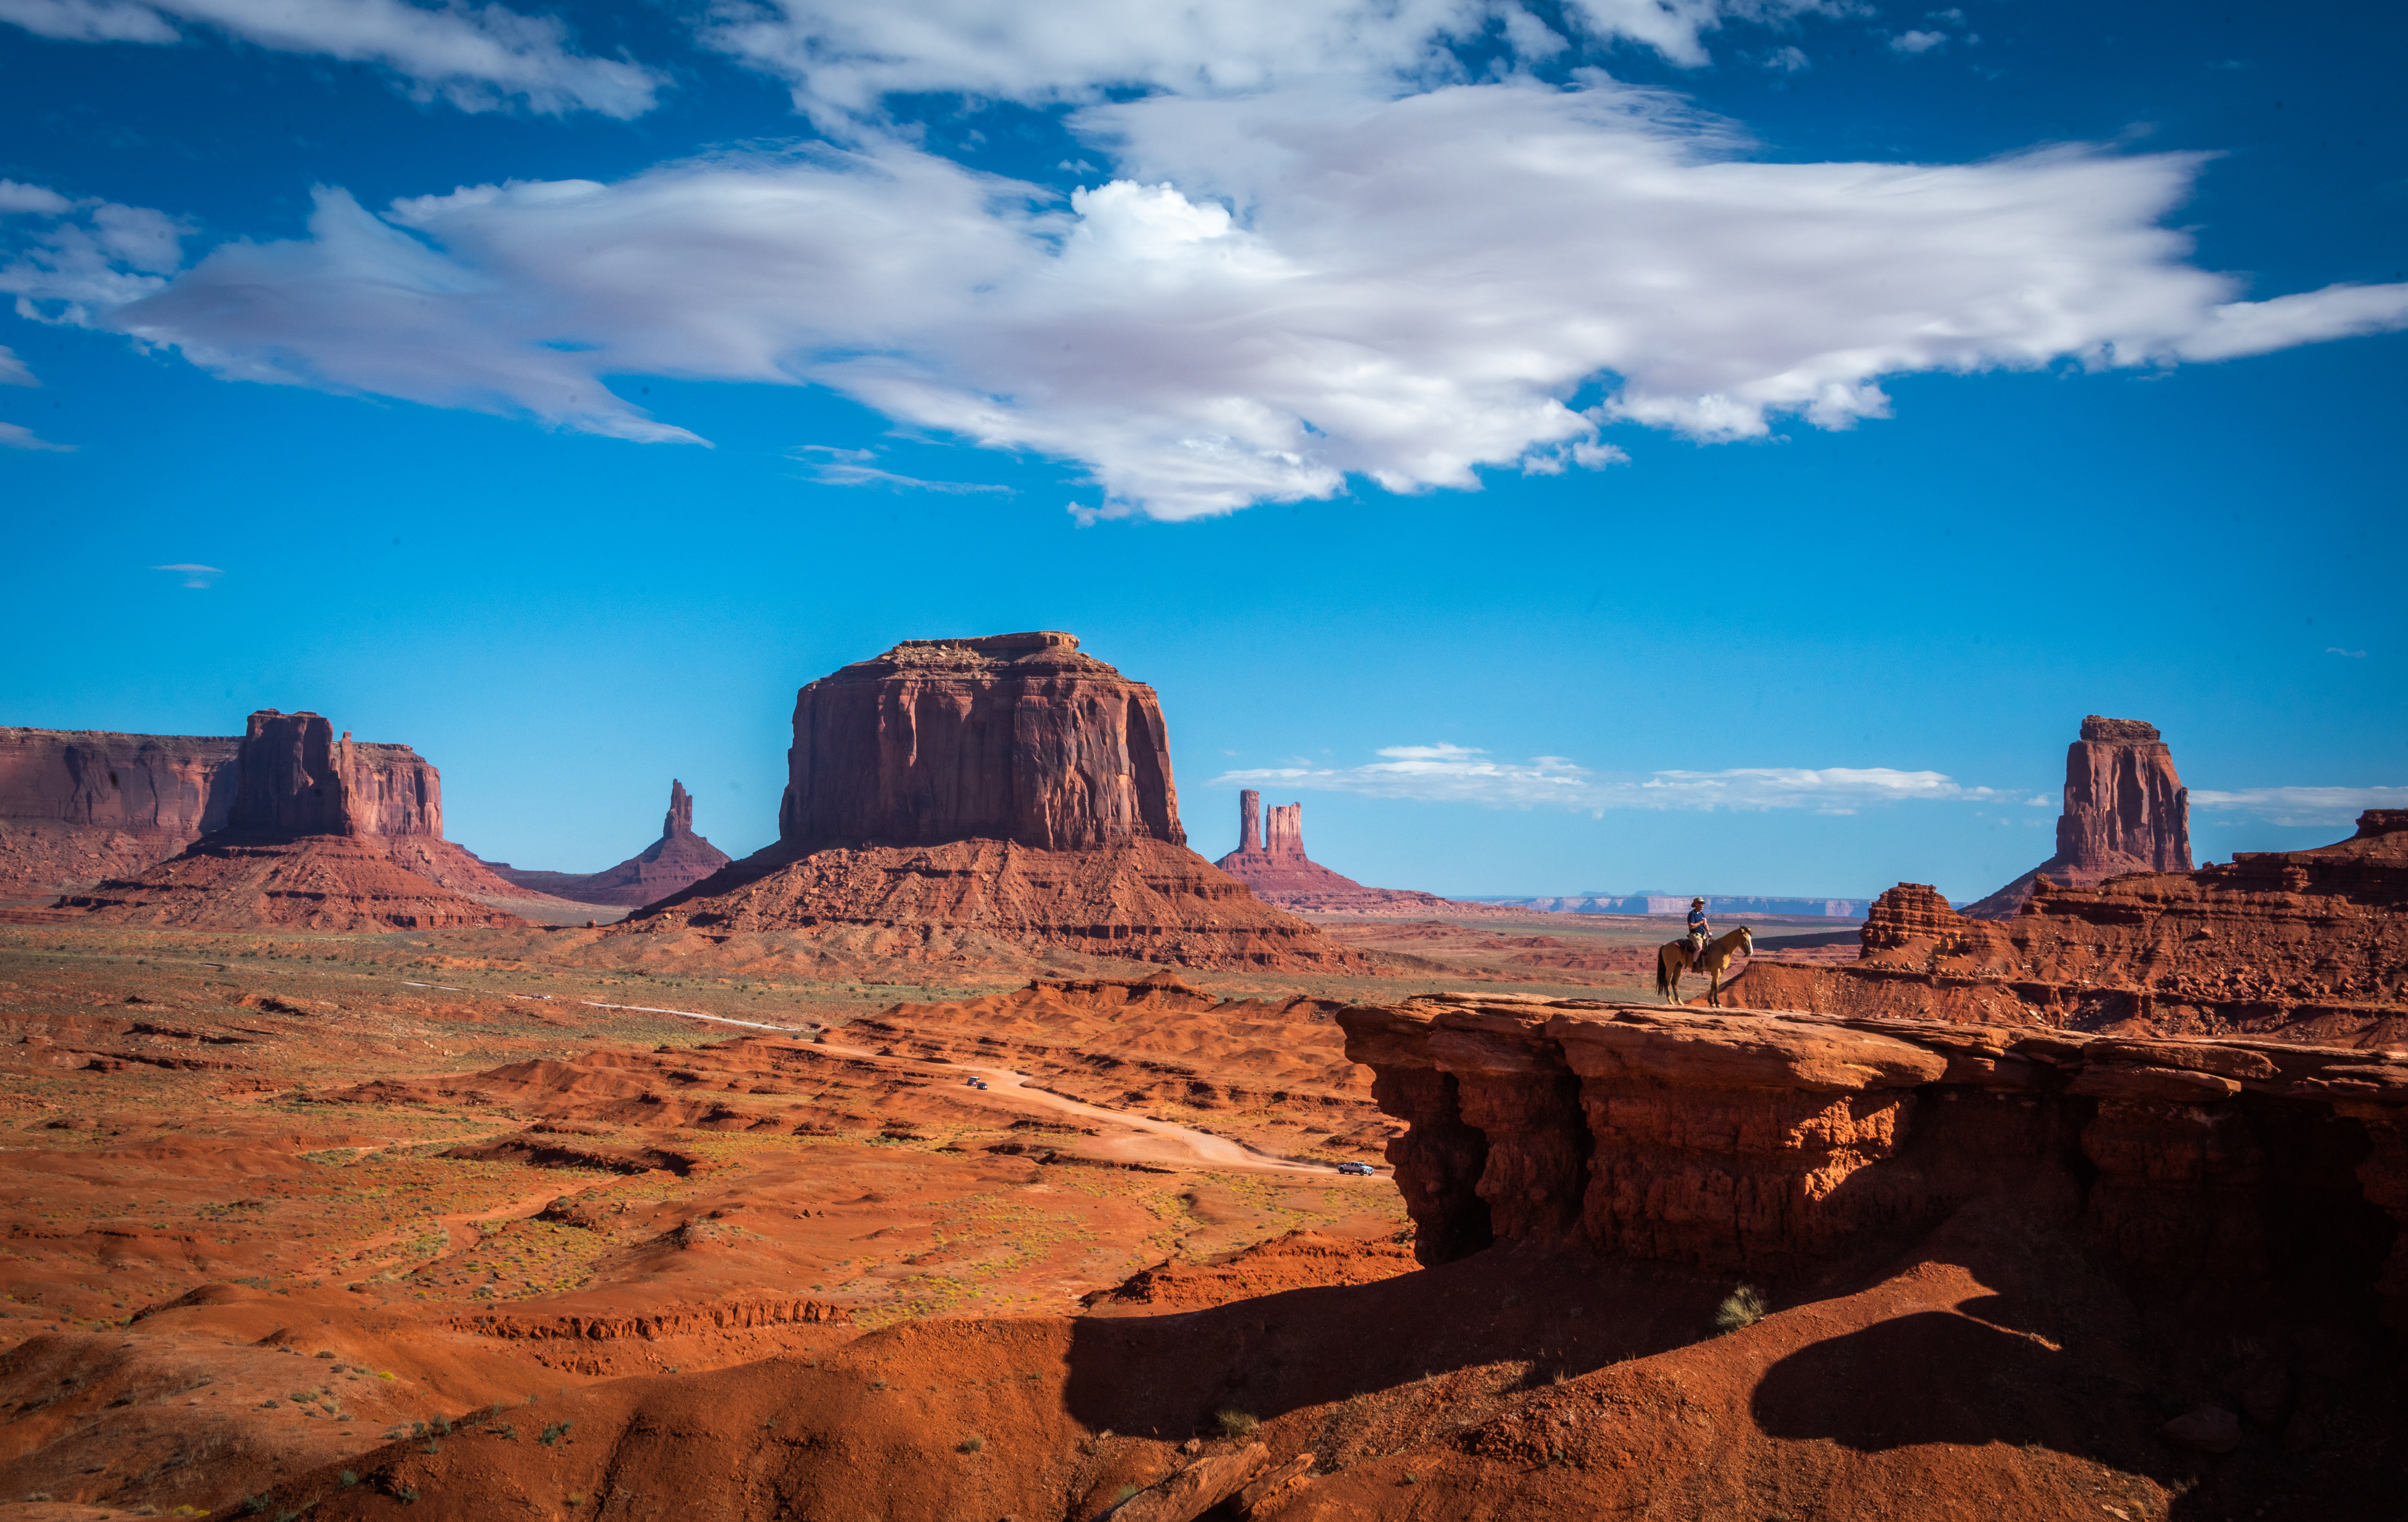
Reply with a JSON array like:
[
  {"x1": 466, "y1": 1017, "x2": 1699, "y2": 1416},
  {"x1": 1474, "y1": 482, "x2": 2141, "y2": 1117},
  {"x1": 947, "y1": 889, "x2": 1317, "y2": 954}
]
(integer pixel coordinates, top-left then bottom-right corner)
[
  {"x1": 1962, "y1": 714, "x2": 2192, "y2": 919},
  {"x1": 666, "y1": 779, "x2": 695, "y2": 839}
]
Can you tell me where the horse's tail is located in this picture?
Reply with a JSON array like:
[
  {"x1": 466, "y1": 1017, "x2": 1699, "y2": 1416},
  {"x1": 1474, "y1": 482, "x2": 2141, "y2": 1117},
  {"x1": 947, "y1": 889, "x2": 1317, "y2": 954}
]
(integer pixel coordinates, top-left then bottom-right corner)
[{"x1": 1655, "y1": 945, "x2": 1673, "y2": 1001}]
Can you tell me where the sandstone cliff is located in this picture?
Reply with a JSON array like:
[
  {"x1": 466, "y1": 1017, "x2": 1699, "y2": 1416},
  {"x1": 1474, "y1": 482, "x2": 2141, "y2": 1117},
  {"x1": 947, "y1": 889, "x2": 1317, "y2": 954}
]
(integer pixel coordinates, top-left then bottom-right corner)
[
  {"x1": 620, "y1": 635, "x2": 1362, "y2": 969},
  {"x1": 1964, "y1": 714, "x2": 2192, "y2": 919},
  {"x1": 482, "y1": 780, "x2": 733, "y2": 908},
  {"x1": 1730, "y1": 809, "x2": 2408, "y2": 1040},
  {"x1": 1341, "y1": 994, "x2": 2408, "y2": 1338},
  {"x1": 1211, "y1": 790, "x2": 1510, "y2": 918},
  {"x1": 53, "y1": 709, "x2": 530, "y2": 931},
  {"x1": 0, "y1": 727, "x2": 238, "y2": 897},
  {"x1": 779, "y1": 631, "x2": 1183, "y2": 852}
]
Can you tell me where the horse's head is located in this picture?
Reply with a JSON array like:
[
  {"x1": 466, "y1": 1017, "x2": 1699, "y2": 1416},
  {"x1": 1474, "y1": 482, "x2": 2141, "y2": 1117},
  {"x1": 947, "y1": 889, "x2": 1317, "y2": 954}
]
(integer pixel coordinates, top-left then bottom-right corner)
[{"x1": 1736, "y1": 926, "x2": 1753, "y2": 954}]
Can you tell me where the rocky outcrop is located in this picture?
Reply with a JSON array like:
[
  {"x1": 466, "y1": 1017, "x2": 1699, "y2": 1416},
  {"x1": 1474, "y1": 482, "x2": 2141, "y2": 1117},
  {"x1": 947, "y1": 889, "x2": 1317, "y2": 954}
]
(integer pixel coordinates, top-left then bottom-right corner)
[
  {"x1": 483, "y1": 780, "x2": 733, "y2": 907},
  {"x1": 1965, "y1": 715, "x2": 2192, "y2": 919},
  {"x1": 779, "y1": 631, "x2": 1183, "y2": 852},
  {"x1": 1212, "y1": 791, "x2": 1510, "y2": 918},
  {"x1": 1726, "y1": 810, "x2": 2408, "y2": 1042},
  {"x1": 52, "y1": 708, "x2": 531, "y2": 930},
  {"x1": 0, "y1": 727, "x2": 239, "y2": 897},
  {"x1": 620, "y1": 635, "x2": 1363, "y2": 970},
  {"x1": 1340, "y1": 995, "x2": 2408, "y2": 1334}
]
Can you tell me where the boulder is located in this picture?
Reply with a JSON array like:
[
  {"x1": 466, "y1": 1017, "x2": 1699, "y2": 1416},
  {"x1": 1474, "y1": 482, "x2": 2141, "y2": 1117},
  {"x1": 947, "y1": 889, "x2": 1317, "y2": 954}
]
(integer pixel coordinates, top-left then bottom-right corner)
[{"x1": 2160, "y1": 1405, "x2": 2243, "y2": 1454}]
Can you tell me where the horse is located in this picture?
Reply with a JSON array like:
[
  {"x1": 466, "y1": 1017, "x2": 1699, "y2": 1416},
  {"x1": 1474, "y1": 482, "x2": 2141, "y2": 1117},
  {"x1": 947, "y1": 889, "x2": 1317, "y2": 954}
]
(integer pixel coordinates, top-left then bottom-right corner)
[{"x1": 1656, "y1": 926, "x2": 1754, "y2": 1005}]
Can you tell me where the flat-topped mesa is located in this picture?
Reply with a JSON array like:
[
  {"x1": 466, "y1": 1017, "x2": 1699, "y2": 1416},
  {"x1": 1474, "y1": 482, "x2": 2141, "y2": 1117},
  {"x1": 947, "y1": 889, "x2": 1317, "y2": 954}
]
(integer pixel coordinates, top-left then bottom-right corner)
[
  {"x1": 0, "y1": 727, "x2": 241, "y2": 896},
  {"x1": 778, "y1": 631, "x2": 1184, "y2": 853},
  {"x1": 48, "y1": 707, "x2": 530, "y2": 930},
  {"x1": 227, "y1": 709, "x2": 441, "y2": 839},
  {"x1": 482, "y1": 779, "x2": 733, "y2": 909},
  {"x1": 1964, "y1": 714, "x2": 2190, "y2": 919},
  {"x1": 620, "y1": 634, "x2": 1363, "y2": 969},
  {"x1": 1340, "y1": 995, "x2": 2408, "y2": 1335}
]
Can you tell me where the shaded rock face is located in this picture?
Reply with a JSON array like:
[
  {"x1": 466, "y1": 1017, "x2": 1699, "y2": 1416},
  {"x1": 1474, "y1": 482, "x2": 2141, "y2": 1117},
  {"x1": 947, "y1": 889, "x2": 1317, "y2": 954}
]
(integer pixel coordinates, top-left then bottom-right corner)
[
  {"x1": 0, "y1": 728, "x2": 239, "y2": 896},
  {"x1": 482, "y1": 780, "x2": 733, "y2": 908},
  {"x1": 1213, "y1": 790, "x2": 1509, "y2": 918},
  {"x1": 227, "y1": 709, "x2": 441, "y2": 839},
  {"x1": 1965, "y1": 714, "x2": 2191, "y2": 919},
  {"x1": 49, "y1": 708, "x2": 529, "y2": 931},
  {"x1": 1340, "y1": 996, "x2": 2408, "y2": 1337},
  {"x1": 1727, "y1": 810, "x2": 2408, "y2": 1039},
  {"x1": 623, "y1": 634, "x2": 1362, "y2": 970},
  {"x1": 778, "y1": 631, "x2": 1183, "y2": 853}
]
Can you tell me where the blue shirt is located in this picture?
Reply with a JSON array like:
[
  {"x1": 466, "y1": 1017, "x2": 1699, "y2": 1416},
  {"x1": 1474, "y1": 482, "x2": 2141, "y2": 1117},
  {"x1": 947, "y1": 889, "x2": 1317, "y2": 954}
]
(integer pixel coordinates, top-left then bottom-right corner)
[{"x1": 1688, "y1": 907, "x2": 1709, "y2": 934}]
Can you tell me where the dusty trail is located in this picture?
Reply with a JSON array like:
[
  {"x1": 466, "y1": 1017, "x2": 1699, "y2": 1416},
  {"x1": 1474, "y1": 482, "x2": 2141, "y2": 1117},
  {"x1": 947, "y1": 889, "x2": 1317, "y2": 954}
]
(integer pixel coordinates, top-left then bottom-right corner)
[{"x1": 388, "y1": 980, "x2": 1352, "y2": 1179}]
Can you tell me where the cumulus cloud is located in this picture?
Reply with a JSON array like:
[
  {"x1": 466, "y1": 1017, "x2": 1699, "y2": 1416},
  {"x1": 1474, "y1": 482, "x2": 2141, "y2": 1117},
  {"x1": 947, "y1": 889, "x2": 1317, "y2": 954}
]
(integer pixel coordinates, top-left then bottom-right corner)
[
  {"x1": 0, "y1": 420, "x2": 74, "y2": 450},
  {"x1": 1888, "y1": 29, "x2": 1946, "y2": 53},
  {"x1": 36, "y1": 78, "x2": 2408, "y2": 519},
  {"x1": 0, "y1": 0, "x2": 661, "y2": 116},
  {"x1": 2190, "y1": 786, "x2": 2408, "y2": 828},
  {"x1": 1215, "y1": 743, "x2": 2024, "y2": 815},
  {"x1": 702, "y1": 0, "x2": 1835, "y2": 121}
]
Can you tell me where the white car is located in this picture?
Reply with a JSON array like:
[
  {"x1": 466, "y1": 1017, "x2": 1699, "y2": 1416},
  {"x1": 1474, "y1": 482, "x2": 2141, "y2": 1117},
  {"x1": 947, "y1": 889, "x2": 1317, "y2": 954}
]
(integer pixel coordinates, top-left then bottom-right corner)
[{"x1": 1335, "y1": 1161, "x2": 1376, "y2": 1176}]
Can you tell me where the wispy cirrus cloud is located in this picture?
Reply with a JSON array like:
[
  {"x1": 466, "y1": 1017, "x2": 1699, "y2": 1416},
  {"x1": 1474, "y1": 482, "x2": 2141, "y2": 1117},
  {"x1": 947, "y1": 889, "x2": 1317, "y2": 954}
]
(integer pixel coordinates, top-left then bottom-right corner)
[
  {"x1": 2190, "y1": 786, "x2": 2408, "y2": 828},
  {"x1": 790, "y1": 445, "x2": 1011, "y2": 493},
  {"x1": 0, "y1": 0, "x2": 663, "y2": 117},
  {"x1": 0, "y1": 343, "x2": 36, "y2": 386},
  {"x1": 152, "y1": 562, "x2": 223, "y2": 587},
  {"x1": 0, "y1": 420, "x2": 74, "y2": 451},
  {"x1": 1214, "y1": 743, "x2": 2042, "y2": 816}
]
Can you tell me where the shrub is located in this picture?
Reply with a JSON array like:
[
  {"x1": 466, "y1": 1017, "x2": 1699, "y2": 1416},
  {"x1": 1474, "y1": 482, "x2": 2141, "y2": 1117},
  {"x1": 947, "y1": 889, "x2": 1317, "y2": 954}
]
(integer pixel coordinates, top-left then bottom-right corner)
[
  {"x1": 1215, "y1": 1409, "x2": 1260, "y2": 1440},
  {"x1": 539, "y1": 1421, "x2": 574, "y2": 1446},
  {"x1": 1714, "y1": 1285, "x2": 1769, "y2": 1334},
  {"x1": 957, "y1": 1434, "x2": 985, "y2": 1453},
  {"x1": 339, "y1": 1471, "x2": 358, "y2": 1488}
]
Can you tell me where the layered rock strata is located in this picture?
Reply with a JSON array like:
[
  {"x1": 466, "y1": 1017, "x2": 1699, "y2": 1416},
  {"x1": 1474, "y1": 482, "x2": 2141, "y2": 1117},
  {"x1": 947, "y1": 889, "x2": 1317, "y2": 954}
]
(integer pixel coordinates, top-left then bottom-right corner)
[
  {"x1": 1731, "y1": 810, "x2": 2408, "y2": 1039},
  {"x1": 1212, "y1": 790, "x2": 1509, "y2": 918},
  {"x1": 1964, "y1": 715, "x2": 2192, "y2": 919},
  {"x1": 54, "y1": 710, "x2": 528, "y2": 931},
  {"x1": 1340, "y1": 995, "x2": 2408, "y2": 1334},
  {"x1": 483, "y1": 780, "x2": 732, "y2": 907},
  {"x1": 621, "y1": 635, "x2": 1362, "y2": 969},
  {"x1": 0, "y1": 727, "x2": 239, "y2": 897}
]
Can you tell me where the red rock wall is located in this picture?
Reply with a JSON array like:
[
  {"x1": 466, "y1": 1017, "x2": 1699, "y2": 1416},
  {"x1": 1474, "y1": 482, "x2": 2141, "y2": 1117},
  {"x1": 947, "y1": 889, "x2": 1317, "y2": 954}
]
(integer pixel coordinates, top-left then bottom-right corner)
[
  {"x1": 776, "y1": 632, "x2": 1186, "y2": 853},
  {"x1": 1737, "y1": 812, "x2": 2408, "y2": 1038},
  {"x1": 0, "y1": 728, "x2": 238, "y2": 833},
  {"x1": 227, "y1": 710, "x2": 441, "y2": 839},
  {"x1": 1966, "y1": 714, "x2": 2191, "y2": 918},
  {"x1": 1340, "y1": 996, "x2": 2408, "y2": 1331},
  {"x1": 1265, "y1": 802, "x2": 1303, "y2": 858}
]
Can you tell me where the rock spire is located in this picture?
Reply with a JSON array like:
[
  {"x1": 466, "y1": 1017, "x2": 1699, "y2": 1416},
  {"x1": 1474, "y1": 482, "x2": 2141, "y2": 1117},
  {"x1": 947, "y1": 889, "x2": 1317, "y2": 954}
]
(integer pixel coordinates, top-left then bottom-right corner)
[{"x1": 1961, "y1": 714, "x2": 2191, "y2": 919}]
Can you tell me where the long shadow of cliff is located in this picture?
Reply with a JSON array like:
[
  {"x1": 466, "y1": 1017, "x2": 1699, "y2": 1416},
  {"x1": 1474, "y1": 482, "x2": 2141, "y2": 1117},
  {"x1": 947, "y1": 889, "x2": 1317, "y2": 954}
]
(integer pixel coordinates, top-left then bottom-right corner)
[{"x1": 1057, "y1": 1241, "x2": 1728, "y2": 1442}]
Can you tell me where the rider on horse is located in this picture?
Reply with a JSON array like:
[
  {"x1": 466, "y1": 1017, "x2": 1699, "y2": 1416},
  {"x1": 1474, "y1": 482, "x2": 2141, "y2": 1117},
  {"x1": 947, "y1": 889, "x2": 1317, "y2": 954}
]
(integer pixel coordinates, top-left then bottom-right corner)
[{"x1": 1686, "y1": 898, "x2": 1710, "y2": 969}]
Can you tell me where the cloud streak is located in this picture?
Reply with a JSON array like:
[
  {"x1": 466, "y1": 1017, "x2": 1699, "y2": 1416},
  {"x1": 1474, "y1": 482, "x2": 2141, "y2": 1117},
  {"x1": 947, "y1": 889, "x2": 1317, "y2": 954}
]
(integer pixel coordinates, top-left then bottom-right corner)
[
  {"x1": 0, "y1": 0, "x2": 662, "y2": 116},
  {"x1": 0, "y1": 420, "x2": 73, "y2": 451},
  {"x1": 1215, "y1": 743, "x2": 2036, "y2": 815},
  {"x1": 2190, "y1": 786, "x2": 2408, "y2": 828}
]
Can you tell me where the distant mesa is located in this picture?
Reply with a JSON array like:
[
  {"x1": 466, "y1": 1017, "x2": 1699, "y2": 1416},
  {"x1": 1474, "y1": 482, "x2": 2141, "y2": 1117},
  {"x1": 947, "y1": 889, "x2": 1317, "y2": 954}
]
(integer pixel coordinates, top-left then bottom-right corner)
[
  {"x1": 1960, "y1": 714, "x2": 2190, "y2": 920},
  {"x1": 1212, "y1": 790, "x2": 1509, "y2": 917},
  {"x1": 1481, "y1": 892, "x2": 1873, "y2": 919},
  {"x1": 36, "y1": 709, "x2": 536, "y2": 931},
  {"x1": 618, "y1": 632, "x2": 1364, "y2": 969},
  {"x1": 482, "y1": 780, "x2": 732, "y2": 908}
]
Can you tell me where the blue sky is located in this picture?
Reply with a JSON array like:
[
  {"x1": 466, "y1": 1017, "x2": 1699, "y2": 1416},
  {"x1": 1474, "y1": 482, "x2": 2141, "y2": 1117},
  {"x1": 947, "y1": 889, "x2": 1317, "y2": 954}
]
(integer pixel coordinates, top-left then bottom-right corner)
[{"x1": 2, "y1": 0, "x2": 2402, "y2": 902}]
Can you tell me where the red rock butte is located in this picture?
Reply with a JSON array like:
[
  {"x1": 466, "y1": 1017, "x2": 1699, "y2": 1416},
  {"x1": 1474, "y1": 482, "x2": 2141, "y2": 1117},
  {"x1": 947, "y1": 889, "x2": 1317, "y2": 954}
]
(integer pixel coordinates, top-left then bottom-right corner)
[
  {"x1": 481, "y1": 780, "x2": 732, "y2": 908},
  {"x1": 1962, "y1": 714, "x2": 2192, "y2": 920},
  {"x1": 45, "y1": 709, "x2": 532, "y2": 931},
  {"x1": 618, "y1": 633, "x2": 1361, "y2": 968},
  {"x1": 1213, "y1": 789, "x2": 1507, "y2": 917}
]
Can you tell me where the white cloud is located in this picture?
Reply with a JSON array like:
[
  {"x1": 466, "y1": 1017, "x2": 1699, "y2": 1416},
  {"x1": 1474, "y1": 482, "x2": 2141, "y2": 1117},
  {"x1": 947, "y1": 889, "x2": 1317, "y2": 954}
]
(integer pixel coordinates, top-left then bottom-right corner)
[
  {"x1": 0, "y1": 0, "x2": 661, "y2": 117},
  {"x1": 1889, "y1": 29, "x2": 1946, "y2": 53},
  {"x1": 0, "y1": 344, "x2": 36, "y2": 386},
  {"x1": 2327, "y1": 647, "x2": 2368, "y2": 658},
  {"x1": 0, "y1": 420, "x2": 74, "y2": 450},
  {"x1": 1215, "y1": 745, "x2": 2021, "y2": 815},
  {"x1": 0, "y1": 180, "x2": 189, "y2": 324},
  {"x1": 35, "y1": 79, "x2": 2408, "y2": 520},
  {"x1": 702, "y1": 0, "x2": 1834, "y2": 122},
  {"x1": 1762, "y1": 44, "x2": 1811, "y2": 71},
  {"x1": 2191, "y1": 786, "x2": 2408, "y2": 828},
  {"x1": 790, "y1": 444, "x2": 1010, "y2": 493},
  {"x1": 152, "y1": 562, "x2": 224, "y2": 586}
]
